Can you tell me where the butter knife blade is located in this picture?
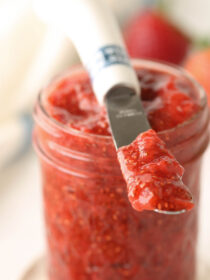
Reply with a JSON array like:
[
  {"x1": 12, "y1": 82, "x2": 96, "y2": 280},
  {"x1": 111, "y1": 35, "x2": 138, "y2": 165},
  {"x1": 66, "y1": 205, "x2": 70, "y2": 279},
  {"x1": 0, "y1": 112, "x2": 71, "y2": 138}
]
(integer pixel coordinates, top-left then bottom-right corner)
[{"x1": 105, "y1": 86, "x2": 150, "y2": 149}]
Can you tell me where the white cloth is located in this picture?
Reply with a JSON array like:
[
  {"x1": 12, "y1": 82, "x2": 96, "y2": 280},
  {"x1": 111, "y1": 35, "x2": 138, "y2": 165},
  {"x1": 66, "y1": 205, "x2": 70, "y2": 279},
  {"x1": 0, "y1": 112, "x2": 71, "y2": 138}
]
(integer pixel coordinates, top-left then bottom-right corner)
[{"x1": 0, "y1": 0, "x2": 79, "y2": 168}]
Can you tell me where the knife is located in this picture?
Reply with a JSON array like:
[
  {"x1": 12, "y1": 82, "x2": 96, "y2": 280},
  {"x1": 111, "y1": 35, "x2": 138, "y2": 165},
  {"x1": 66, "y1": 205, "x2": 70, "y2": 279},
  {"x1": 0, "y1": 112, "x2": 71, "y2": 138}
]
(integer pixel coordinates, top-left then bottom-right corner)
[
  {"x1": 34, "y1": 0, "x2": 151, "y2": 148},
  {"x1": 67, "y1": 0, "x2": 150, "y2": 148}
]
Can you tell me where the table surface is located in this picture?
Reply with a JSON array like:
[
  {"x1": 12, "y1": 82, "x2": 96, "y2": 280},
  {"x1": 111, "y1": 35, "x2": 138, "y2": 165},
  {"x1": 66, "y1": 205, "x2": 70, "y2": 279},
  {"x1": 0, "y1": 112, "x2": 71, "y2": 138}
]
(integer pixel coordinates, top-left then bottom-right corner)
[{"x1": 0, "y1": 147, "x2": 210, "y2": 280}]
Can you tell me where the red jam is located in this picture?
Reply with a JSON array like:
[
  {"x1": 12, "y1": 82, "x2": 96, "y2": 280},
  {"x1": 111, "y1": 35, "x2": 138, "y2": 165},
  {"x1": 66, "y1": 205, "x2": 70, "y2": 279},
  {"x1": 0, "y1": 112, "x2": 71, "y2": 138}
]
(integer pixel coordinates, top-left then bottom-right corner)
[
  {"x1": 117, "y1": 129, "x2": 194, "y2": 212},
  {"x1": 47, "y1": 68, "x2": 198, "y2": 213},
  {"x1": 46, "y1": 69, "x2": 199, "y2": 135},
  {"x1": 34, "y1": 61, "x2": 209, "y2": 280}
]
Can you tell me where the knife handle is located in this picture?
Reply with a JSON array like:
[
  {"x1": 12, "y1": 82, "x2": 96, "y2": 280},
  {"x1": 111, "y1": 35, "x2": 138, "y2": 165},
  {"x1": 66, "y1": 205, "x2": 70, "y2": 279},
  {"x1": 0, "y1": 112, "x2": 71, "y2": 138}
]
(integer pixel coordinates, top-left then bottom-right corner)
[
  {"x1": 68, "y1": 0, "x2": 140, "y2": 103},
  {"x1": 34, "y1": 0, "x2": 139, "y2": 103}
]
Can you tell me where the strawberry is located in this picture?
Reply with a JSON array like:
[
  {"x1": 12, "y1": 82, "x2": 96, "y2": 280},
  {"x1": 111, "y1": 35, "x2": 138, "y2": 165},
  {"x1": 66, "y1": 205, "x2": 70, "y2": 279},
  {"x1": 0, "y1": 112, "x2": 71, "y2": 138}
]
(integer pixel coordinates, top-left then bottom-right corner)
[
  {"x1": 184, "y1": 48, "x2": 210, "y2": 106},
  {"x1": 124, "y1": 10, "x2": 191, "y2": 65}
]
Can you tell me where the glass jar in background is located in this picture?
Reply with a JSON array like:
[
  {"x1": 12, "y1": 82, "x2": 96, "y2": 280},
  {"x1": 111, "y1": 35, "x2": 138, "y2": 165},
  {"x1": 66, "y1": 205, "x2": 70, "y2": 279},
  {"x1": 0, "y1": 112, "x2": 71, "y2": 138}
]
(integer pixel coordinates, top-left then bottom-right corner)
[{"x1": 33, "y1": 60, "x2": 209, "y2": 280}]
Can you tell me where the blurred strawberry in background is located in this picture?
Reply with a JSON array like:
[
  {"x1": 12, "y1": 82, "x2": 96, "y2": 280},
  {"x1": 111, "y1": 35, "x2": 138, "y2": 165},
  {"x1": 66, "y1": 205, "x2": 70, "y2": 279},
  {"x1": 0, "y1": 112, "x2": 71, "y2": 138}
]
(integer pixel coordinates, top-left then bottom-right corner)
[
  {"x1": 124, "y1": 10, "x2": 191, "y2": 65},
  {"x1": 184, "y1": 48, "x2": 210, "y2": 106}
]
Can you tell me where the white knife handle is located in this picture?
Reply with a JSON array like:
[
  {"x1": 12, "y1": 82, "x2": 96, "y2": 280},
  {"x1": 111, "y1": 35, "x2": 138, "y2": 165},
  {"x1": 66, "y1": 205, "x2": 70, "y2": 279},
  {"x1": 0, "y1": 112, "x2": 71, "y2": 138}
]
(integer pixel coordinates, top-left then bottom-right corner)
[{"x1": 68, "y1": 0, "x2": 140, "y2": 103}]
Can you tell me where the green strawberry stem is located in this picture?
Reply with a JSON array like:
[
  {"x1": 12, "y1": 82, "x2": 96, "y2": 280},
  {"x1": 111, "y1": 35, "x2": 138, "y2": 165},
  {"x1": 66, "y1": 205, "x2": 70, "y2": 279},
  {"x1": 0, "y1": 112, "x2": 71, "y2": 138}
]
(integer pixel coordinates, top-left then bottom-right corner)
[
  {"x1": 156, "y1": 0, "x2": 169, "y2": 14},
  {"x1": 193, "y1": 38, "x2": 210, "y2": 50}
]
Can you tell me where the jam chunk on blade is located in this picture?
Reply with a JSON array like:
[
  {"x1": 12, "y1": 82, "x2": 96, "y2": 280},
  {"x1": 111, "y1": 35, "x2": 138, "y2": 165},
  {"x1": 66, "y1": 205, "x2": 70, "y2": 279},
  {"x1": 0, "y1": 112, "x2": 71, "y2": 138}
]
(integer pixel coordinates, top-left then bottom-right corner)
[{"x1": 117, "y1": 129, "x2": 194, "y2": 212}]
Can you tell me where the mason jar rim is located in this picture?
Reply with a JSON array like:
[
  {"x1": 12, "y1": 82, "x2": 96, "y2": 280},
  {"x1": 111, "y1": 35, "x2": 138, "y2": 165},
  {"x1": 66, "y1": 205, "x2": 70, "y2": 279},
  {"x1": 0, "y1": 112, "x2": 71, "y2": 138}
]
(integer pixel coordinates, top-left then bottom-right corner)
[{"x1": 36, "y1": 58, "x2": 208, "y2": 142}]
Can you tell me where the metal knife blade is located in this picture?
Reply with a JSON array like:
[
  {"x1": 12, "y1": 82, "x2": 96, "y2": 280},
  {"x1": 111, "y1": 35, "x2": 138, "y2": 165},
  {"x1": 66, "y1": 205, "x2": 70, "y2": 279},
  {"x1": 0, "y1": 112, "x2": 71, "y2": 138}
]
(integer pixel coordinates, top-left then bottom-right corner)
[{"x1": 105, "y1": 86, "x2": 151, "y2": 149}]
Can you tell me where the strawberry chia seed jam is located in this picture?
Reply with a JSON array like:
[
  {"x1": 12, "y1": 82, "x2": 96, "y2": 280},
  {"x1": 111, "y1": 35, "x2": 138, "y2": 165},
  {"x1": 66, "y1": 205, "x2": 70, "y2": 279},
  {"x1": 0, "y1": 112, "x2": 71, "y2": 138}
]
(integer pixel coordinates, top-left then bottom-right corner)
[{"x1": 34, "y1": 60, "x2": 209, "y2": 280}]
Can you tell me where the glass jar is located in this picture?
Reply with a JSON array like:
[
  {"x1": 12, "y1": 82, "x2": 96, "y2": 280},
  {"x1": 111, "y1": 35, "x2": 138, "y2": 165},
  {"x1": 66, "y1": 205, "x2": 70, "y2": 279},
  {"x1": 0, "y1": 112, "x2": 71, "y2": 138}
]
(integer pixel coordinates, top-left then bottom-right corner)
[{"x1": 33, "y1": 60, "x2": 209, "y2": 280}]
